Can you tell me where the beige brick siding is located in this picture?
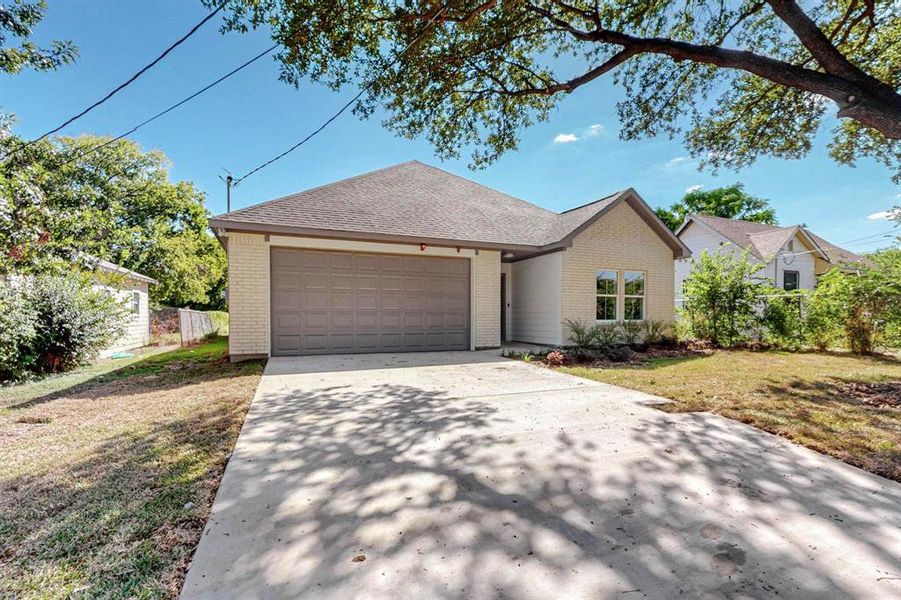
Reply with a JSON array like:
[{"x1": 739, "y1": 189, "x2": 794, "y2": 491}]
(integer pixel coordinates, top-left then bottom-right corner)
[
  {"x1": 560, "y1": 201, "x2": 675, "y2": 343},
  {"x1": 473, "y1": 249, "x2": 501, "y2": 348},
  {"x1": 227, "y1": 233, "x2": 270, "y2": 358}
]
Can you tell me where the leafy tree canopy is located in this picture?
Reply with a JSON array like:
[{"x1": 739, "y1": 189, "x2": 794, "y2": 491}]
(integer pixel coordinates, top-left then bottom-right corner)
[
  {"x1": 1, "y1": 0, "x2": 76, "y2": 74},
  {"x1": 216, "y1": 0, "x2": 901, "y2": 179},
  {"x1": 655, "y1": 183, "x2": 777, "y2": 231},
  {"x1": 0, "y1": 119, "x2": 226, "y2": 308}
]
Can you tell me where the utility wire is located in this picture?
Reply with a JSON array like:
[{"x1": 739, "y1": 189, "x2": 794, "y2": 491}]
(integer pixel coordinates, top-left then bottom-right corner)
[
  {"x1": 56, "y1": 44, "x2": 278, "y2": 168},
  {"x1": 233, "y1": 4, "x2": 449, "y2": 185},
  {"x1": 4, "y1": 1, "x2": 227, "y2": 159}
]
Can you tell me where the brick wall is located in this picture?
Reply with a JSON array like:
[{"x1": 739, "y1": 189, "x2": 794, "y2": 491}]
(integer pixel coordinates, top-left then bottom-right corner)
[
  {"x1": 560, "y1": 201, "x2": 675, "y2": 343},
  {"x1": 227, "y1": 233, "x2": 270, "y2": 359},
  {"x1": 473, "y1": 249, "x2": 500, "y2": 348}
]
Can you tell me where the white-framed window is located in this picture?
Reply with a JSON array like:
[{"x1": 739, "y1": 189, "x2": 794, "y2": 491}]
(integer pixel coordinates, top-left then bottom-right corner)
[
  {"x1": 623, "y1": 271, "x2": 645, "y2": 321},
  {"x1": 596, "y1": 270, "x2": 617, "y2": 321},
  {"x1": 131, "y1": 291, "x2": 140, "y2": 314},
  {"x1": 783, "y1": 270, "x2": 799, "y2": 291}
]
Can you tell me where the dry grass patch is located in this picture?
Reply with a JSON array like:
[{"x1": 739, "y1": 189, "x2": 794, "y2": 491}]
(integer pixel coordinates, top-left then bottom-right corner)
[
  {"x1": 0, "y1": 338, "x2": 264, "y2": 598},
  {"x1": 560, "y1": 350, "x2": 901, "y2": 481}
]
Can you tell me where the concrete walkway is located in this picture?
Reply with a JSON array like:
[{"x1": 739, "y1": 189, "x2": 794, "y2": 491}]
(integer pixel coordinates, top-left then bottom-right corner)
[{"x1": 182, "y1": 352, "x2": 901, "y2": 599}]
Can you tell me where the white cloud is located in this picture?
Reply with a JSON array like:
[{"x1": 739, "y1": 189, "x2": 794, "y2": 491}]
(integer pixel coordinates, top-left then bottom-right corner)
[
  {"x1": 685, "y1": 184, "x2": 704, "y2": 193},
  {"x1": 584, "y1": 124, "x2": 604, "y2": 137},
  {"x1": 665, "y1": 156, "x2": 690, "y2": 169},
  {"x1": 553, "y1": 133, "x2": 579, "y2": 144},
  {"x1": 867, "y1": 210, "x2": 897, "y2": 221}
]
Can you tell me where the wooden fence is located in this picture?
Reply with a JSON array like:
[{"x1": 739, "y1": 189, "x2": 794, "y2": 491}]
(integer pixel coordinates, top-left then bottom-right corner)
[{"x1": 178, "y1": 308, "x2": 215, "y2": 345}]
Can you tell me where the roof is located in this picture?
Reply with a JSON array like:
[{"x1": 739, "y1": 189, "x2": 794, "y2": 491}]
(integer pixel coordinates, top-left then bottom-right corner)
[
  {"x1": 679, "y1": 214, "x2": 867, "y2": 266},
  {"x1": 210, "y1": 161, "x2": 689, "y2": 257},
  {"x1": 91, "y1": 257, "x2": 158, "y2": 285}
]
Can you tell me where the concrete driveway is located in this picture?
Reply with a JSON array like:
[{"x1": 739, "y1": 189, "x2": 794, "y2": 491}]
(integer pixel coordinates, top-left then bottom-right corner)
[{"x1": 182, "y1": 352, "x2": 901, "y2": 599}]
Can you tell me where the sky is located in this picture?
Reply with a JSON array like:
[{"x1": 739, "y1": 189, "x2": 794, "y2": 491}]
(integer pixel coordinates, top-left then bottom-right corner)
[{"x1": 3, "y1": 1, "x2": 899, "y2": 253}]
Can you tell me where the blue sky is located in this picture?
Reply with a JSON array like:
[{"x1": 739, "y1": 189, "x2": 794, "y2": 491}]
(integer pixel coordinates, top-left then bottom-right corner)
[{"x1": 4, "y1": 1, "x2": 899, "y2": 252}]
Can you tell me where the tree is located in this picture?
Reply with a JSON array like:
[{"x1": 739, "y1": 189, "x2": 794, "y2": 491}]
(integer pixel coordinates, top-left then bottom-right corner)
[
  {"x1": 0, "y1": 123, "x2": 226, "y2": 308},
  {"x1": 216, "y1": 1, "x2": 901, "y2": 178},
  {"x1": 806, "y1": 252, "x2": 901, "y2": 353},
  {"x1": 681, "y1": 250, "x2": 765, "y2": 346},
  {"x1": 655, "y1": 183, "x2": 777, "y2": 231},
  {"x1": 1, "y1": 1, "x2": 76, "y2": 74}
]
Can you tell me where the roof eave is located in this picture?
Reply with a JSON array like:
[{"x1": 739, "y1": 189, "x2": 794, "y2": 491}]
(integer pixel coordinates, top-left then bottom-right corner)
[{"x1": 209, "y1": 219, "x2": 545, "y2": 253}]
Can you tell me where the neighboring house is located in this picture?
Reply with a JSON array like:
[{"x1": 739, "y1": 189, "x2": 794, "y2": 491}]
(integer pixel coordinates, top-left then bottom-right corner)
[
  {"x1": 674, "y1": 214, "x2": 868, "y2": 303},
  {"x1": 91, "y1": 258, "x2": 157, "y2": 357},
  {"x1": 209, "y1": 161, "x2": 690, "y2": 359}
]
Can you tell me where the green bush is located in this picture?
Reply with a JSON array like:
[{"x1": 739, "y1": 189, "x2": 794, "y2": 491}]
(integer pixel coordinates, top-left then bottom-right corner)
[
  {"x1": 682, "y1": 250, "x2": 767, "y2": 347},
  {"x1": 0, "y1": 274, "x2": 129, "y2": 381},
  {"x1": 644, "y1": 320, "x2": 675, "y2": 345},
  {"x1": 207, "y1": 310, "x2": 229, "y2": 336},
  {"x1": 0, "y1": 284, "x2": 38, "y2": 380},
  {"x1": 619, "y1": 320, "x2": 644, "y2": 346},
  {"x1": 759, "y1": 290, "x2": 805, "y2": 349},
  {"x1": 563, "y1": 318, "x2": 597, "y2": 349}
]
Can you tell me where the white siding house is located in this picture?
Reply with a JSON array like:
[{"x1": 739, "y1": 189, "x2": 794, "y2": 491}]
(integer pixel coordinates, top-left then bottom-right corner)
[
  {"x1": 674, "y1": 215, "x2": 868, "y2": 306},
  {"x1": 92, "y1": 259, "x2": 157, "y2": 357}
]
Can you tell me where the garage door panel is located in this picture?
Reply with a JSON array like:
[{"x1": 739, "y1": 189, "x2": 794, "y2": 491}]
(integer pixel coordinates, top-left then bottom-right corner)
[{"x1": 271, "y1": 248, "x2": 470, "y2": 355}]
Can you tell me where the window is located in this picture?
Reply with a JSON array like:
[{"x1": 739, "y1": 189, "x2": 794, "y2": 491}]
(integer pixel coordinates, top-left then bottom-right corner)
[
  {"x1": 596, "y1": 270, "x2": 617, "y2": 321},
  {"x1": 131, "y1": 291, "x2": 140, "y2": 314},
  {"x1": 783, "y1": 270, "x2": 799, "y2": 291},
  {"x1": 787, "y1": 241, "x2": 794, "y2": 252},
  {"x1": 623, "y1": 271, "x2": 645, "y2": 321}
]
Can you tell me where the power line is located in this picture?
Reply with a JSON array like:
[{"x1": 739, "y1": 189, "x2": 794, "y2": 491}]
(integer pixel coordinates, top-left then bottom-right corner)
[
  {"x1": 56, "y1": 44, "x2": 278, "y2": 168},
  {"x1": 5, "y1": 1, "x2": 227, "y2": 159},
  {"x1": 233, "y1": 4, "x2": 449, "y2": 186}
]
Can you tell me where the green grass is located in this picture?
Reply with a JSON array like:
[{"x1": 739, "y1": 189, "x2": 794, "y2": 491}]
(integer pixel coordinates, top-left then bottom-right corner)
[
  {"x1": 560, "y1": 350, "x2": 901, "y2": 481},
  {"x1": 0, "y1": 337, "x2": 264, "y2": 598}
]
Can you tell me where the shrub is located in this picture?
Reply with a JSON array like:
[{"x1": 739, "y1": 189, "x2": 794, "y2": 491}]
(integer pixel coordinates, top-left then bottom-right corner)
[
  {"x1": 682, "y1": 250, "x2": 766, "y2": 347},
  {"x1": 759, "y1": 290, "x2": 805, "y2": 349},
  {"x1": 545, "y1": 350, "x2": 566, "y2": 367},
  {"x1": 619, "y1": 320, "x2": 645, "y2": 346},
  {"x1": 593, "y1": 323, "x2": 621, "y2": 349},
  {"x1": 0, "y1": 284, "x2": 38, "y2": 380},
  {"x1": 644, "y1": 320, "x2": 675, "y2": 345},
  {"x1": 207, "y1": 310, "x2": 229, "y2": 336},
  {"x1": 564, "y1": 319, "x2": 596, "y2": 349},
  {"x1": 0, "y1": 274, "x2": 129, "y2": 380}
]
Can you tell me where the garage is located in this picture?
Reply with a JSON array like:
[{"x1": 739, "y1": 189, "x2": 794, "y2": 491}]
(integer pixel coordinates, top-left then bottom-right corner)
[{"x1": 270, "y1": 248, "x2": 470, "y2": 355}]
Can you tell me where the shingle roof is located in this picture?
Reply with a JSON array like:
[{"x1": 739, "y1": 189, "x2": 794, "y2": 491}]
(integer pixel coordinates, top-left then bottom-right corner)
[
  {"x1": 687, "y1": 214, "x2": 867, "y2": 266},
  {"x1": 211, "y1": 161, "x2": 642, "y2": 250}
]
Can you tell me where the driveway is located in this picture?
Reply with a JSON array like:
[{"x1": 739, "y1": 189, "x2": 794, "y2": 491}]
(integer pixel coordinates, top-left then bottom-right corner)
[{"x1": 182, "y1": 352, "x2": 901, "y2": 599}]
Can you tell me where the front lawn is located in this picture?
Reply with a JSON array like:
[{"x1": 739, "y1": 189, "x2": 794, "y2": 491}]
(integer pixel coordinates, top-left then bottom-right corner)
[
  {"x1": 0, "y1": 338, "x2": 264, "y2": 598},
  {"x1": 560, "y1": 350, "x2": 901, "y2": 481}
]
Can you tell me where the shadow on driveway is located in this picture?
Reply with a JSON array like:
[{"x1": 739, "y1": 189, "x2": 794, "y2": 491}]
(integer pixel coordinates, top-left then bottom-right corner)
[{"x1": 183, "y1": 354, "x2": 901, "y2": 599}]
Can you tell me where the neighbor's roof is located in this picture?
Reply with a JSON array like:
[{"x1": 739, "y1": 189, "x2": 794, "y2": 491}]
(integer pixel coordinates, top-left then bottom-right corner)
[
  {"x1": 210, "y1": 161, "x2": 688, "y2": 257},
  {"x1": 681, "y1": 214, "x2": 867, "y2": 265},
  {"x1": 92, "y1": 257, "x2": 158, "y2": 285}
]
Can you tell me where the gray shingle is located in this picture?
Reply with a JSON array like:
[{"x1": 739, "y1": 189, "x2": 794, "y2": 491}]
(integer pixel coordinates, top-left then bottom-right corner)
[{"x1": 212, "y1": 161, "x2": 625, "y2": 248}]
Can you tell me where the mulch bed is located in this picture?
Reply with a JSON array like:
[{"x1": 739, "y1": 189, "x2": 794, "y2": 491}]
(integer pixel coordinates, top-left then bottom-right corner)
[{"x1": 842, "y1": 381, "x2": 901, "y2": 409}]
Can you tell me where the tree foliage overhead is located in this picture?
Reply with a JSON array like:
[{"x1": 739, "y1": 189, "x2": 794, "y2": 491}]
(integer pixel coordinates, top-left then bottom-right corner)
[
  {"x1": 0, "y1": 0, "x2": 76, "y2": 74},
  {"x1": 655, "y1": 183, "x2": 777, "y2": 231},
  {"x1": 216, "y1": 0, "x2": 901, "y2": 178},
  {"x1": 0, "y1": 120, "x2": 226, "y2": 308}
]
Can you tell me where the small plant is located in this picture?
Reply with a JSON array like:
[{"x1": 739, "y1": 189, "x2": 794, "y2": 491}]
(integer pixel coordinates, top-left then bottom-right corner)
[
  {"x1": 620, "y1": 320, "x2": 645, "y2": 346},
  {"x1": 644, "y1": 320, "x2": 675, "y2": 345},
  {"x1": 545, "y1": 350, "x2": 566, "y2": 367},
  {"x1": 593, "y1": 323, "x2": 621, "y2": 349},
  {"x1": 563, "y1": 319, "x2": 597, "y2": 349},
  {"x1": 520, "y1": 352, "x2": 534, "y2": 363}
]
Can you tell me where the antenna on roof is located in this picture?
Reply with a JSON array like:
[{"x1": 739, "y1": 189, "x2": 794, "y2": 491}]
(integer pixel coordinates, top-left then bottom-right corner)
[{"x1": 218, "y1": 169, "x2": 234, "y2": 213}]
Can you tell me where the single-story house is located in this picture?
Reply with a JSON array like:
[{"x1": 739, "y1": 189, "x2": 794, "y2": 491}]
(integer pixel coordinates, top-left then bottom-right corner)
[
  {"x1": 210, "y1": 161, "x2": 690, "y2": 360},
  {"x1": 91, "y1": 258, "x2": 157, "y2": 357},
  {"x1": 674, "y1": 214, "x2": 868, "y2": 302}
]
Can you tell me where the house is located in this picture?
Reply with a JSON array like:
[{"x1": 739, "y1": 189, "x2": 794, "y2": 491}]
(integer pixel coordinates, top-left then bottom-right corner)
[
  {"x1": 209, "y1": 161, "x2": 690, "y2": 360},
  {"x1": 91, "y1": 258, "x2": 157, "y2": 357},
  {"x1": 674, "y1": 214, "x2": 868, "y2": 303}
]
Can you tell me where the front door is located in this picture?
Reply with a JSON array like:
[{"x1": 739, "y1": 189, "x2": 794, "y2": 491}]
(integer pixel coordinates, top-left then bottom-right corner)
[{"x1": 500, "y1": 273, "x2": 507, "y2": 342}]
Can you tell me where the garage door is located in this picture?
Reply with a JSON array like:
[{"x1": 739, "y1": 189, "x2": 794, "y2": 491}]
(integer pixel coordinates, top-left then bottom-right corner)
[{"x1": 270, "y1": 248, "x2": 470, "y2": 355}]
